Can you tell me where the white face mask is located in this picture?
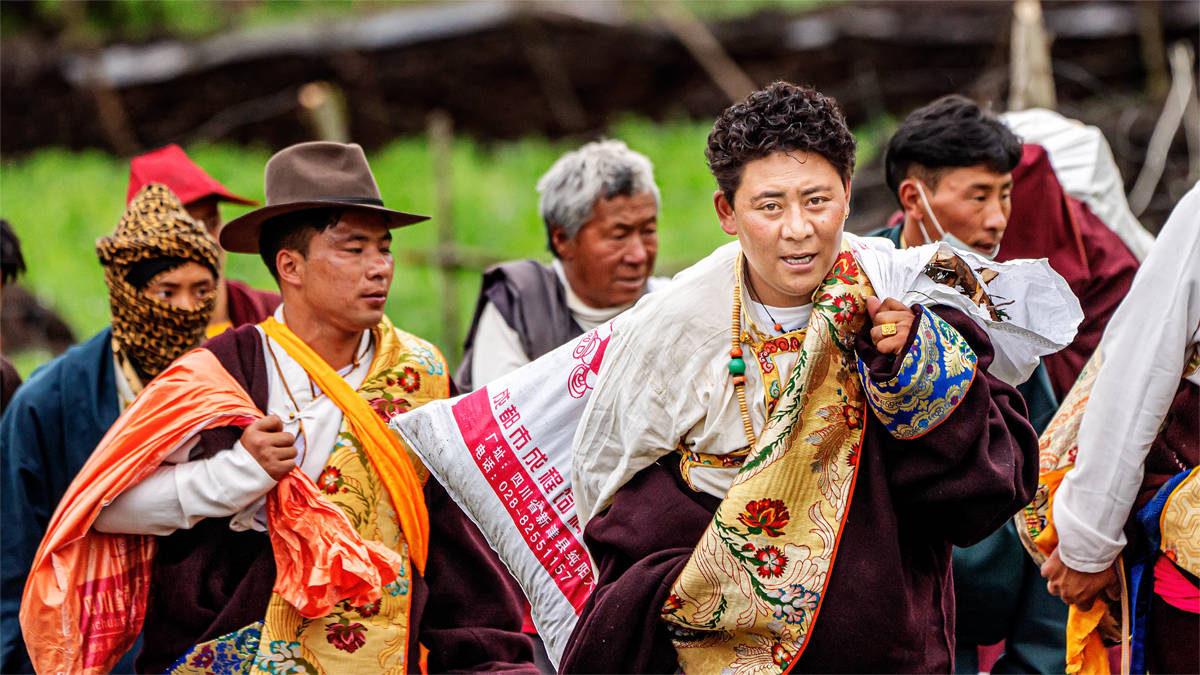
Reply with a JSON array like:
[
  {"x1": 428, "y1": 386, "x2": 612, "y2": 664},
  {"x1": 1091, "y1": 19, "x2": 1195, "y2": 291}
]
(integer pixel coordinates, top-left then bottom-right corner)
[{"x1": 913, "y1": 181, "x2": 999, "y2": 260}]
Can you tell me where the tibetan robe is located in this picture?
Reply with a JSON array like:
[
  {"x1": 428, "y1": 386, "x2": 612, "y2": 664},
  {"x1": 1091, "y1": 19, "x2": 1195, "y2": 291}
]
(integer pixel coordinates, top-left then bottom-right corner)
[
  {"x1": 562, "y1": 240, "x2": 1042, "y2": 673},
  {"x1": 22, "y1": 318, "x2": 532, "y2": 674}
]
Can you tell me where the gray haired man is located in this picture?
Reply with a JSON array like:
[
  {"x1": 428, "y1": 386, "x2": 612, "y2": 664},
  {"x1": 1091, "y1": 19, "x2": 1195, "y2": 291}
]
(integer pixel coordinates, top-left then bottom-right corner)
[{"x1": 457, "y1": 139, "x2": 665, "y2": 389}]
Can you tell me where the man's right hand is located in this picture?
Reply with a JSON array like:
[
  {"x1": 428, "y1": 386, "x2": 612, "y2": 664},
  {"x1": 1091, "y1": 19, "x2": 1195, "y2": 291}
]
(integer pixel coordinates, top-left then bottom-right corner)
[
  {"x1": 1041, "y1": 547, "x2": 1121, "y2": 610},
  {"x1": 241, "y1": 414, "x2": 298, "y2": 481}
]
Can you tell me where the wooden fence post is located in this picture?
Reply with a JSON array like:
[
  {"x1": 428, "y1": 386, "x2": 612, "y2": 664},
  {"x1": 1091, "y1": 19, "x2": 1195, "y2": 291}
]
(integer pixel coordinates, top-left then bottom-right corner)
[{"x1": 427, "y1": 110, "x2": 461, "y2": 364}]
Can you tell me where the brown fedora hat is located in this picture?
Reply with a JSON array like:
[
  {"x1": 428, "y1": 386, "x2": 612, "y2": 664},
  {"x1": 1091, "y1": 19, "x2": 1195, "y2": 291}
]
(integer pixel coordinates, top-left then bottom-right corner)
[{"x1": 219, "y1": 141, "x2": 428, "y2": 253}]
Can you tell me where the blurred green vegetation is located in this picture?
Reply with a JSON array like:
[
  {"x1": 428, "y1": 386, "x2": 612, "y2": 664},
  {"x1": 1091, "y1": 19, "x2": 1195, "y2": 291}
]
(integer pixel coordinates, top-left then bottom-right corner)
[
  {"x1": 1, "y1": 0, "x2": 831, "y2": 43},
  {"x1": 1, "y1": 114, "x2": 890, "y2": 378}
]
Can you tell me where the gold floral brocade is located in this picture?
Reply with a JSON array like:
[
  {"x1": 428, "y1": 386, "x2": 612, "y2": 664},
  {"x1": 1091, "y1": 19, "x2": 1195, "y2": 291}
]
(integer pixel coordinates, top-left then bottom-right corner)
[
  {"x1": 662, "y1": 245, "x2": 873, "y2": 674},
  {"x1": 172, "y1": 319, "x2": 448, "y2": 675}
]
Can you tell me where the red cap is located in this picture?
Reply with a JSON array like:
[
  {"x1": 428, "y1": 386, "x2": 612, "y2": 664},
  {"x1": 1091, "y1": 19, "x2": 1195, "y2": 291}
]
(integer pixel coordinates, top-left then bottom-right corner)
[{"x1": 126, "y1": 144, "x2": 258, "y2": 207}]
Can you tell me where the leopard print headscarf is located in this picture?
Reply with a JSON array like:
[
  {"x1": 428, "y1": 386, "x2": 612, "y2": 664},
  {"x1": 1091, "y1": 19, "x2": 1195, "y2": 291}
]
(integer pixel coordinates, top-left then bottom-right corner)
[{"x1": 97, "y1": 183, "x2": 221, "y2": 379}]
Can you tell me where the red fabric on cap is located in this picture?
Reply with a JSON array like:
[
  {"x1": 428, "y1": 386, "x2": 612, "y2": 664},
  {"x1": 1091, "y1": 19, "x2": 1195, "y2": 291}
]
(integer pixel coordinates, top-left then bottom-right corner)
[{"x1": 126, "y1": 145, "x2": 257, "y2": 206}]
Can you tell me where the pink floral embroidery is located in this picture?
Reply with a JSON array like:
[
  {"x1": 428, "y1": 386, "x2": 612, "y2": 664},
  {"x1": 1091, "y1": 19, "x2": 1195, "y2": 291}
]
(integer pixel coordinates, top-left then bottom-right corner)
[
  {"x1": 755, "y1": 546, "x2": 788, "y2": 578},
  {"x1": 325, "y1": 621, "x2": 367, "y2": 653},
  {"x1": 369, "y1": 396, "x2": 411, "y2": 420}
]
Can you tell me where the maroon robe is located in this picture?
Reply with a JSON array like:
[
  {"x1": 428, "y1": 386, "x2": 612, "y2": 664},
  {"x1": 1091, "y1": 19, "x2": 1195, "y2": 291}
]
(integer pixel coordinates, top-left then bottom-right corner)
[
  {"x1": 137, "y1": 325, "x2": 535, "y2": 673},
  {"x1": 881, "y1": 143, "x2": 1139, "y2": 399},
  {"x1": 560, "y1": 305, "x2": 1040, "y2": 673},
  {"x1": 999, "y1": 144, "x2": 1139, "y2": 399},
  {"x1": 225, "y1": 278, "x2": 281, "y2": 327}
]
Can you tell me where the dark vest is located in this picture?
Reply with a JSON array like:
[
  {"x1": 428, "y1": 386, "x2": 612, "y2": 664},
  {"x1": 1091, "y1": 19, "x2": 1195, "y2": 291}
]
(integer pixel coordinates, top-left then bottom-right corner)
[{"x1": 456, "y1": 260, "x2": 583, "y2": 390}]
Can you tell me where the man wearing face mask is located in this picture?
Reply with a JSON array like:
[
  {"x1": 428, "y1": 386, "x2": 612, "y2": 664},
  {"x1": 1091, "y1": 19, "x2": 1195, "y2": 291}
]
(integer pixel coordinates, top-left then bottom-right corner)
[
  {"x1": 127, "y1": 144, "x2": 281, "y2": 338},
  {"x1": 0, "y1": 184, "x2": 220, "y2": 674},
  {"x1": 870, "y1": 95, "x2": 1068, "y2": 674}
]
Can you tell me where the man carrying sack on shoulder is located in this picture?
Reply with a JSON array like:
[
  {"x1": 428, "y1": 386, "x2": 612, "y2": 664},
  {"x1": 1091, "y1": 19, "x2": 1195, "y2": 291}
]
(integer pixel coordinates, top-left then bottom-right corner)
[{"x1": 21, "y1": 142, "x2": 534, "y2": 674}]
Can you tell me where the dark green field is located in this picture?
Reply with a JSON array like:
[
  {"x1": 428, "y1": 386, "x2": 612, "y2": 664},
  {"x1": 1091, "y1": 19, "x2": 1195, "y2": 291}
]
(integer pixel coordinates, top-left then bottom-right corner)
[{"x1": 2, "y1": 115, "x2": 889, "y2": 377}]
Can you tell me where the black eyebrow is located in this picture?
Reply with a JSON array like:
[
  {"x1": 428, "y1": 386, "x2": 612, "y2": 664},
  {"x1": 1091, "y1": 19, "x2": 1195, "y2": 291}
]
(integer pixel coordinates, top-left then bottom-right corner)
[{"x1": 801, "y1": 185, "x2": 833, "y2": 196}]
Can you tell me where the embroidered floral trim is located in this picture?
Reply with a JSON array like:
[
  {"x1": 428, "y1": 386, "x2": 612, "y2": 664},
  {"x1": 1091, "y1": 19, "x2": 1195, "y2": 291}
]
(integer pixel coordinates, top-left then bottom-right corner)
[
  {"x1": 737, "y1": 499, "x2": 790, "y2": 537},
  {"x1": 168, "y1": 620, "x2": 263, "y2": 675},
  {"x1": 317, "y1": 467, "x2": 343, "y2": 494},
  {"x1": 856, "y1": 306, "x2": 977, "y2": 440},
  {"x1": 324, "y1": 620, "x2": 368, "y2": 653},
  {"x1": 664, "y1": 245, "x2": 872, "y2": 675}
]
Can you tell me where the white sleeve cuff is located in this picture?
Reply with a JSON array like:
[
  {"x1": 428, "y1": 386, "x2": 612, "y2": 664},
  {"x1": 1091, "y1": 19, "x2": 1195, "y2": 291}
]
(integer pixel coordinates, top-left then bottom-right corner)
[
  {"x1": 174, "y1": 441, "x2": 277, "y2": 524},
  {"x1": 1052, "y1": 480, "x2": 1127, "y2": 572}
]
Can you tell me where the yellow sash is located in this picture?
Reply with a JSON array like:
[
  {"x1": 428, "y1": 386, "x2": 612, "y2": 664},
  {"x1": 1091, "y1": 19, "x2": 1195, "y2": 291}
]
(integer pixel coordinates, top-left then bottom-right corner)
[
  {"x1": 662, "y1": 245, "x2": 873, "y2": 673},
  {"x1": 1017, "y1": 350, "x2": 1126, "y2": 675},
  {"x1": 261, "y1": 317, "x2": 430, "y2": 573}
]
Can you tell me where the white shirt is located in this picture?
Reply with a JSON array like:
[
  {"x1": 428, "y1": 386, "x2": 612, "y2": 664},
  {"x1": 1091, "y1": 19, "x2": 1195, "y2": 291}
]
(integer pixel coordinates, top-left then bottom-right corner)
[
  {"x1": 1053, "y1": 181, "x2": 1200, "y2": 573},
  {"x1": 572, "y1": 243, "x2": 804, "y2": 522},
  {"x1": 572, "y1": 234, "x2": 1081, "y2": 524},
  {"x1": 469, "y1": 259, "x2": 668, "y2": 387},
  {"x1": 94, "y1": 306, "x2": 375, "y2": 535}
]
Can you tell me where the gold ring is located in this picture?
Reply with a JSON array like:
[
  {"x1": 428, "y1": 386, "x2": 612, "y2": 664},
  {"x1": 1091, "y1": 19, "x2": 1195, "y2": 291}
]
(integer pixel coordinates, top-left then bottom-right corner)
[{"x1": 880, "y1": 322, "x2": 898, "y2": 337}]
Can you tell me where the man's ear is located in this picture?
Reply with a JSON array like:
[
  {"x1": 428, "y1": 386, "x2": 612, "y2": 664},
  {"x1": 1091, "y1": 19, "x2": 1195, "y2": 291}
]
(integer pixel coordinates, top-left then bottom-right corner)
[
  {"x1": 550, "y1": 226, "x2": 573, "y2": 260},
  {"x1": 897, "y1": 178, "x2": 925, "y2": 222},
  {"x1": 715, "y1": 190, "x2": 737, "y2": 236},
  {"x1": 275, "y1": 249, "x2": 304, "y2": 289}
]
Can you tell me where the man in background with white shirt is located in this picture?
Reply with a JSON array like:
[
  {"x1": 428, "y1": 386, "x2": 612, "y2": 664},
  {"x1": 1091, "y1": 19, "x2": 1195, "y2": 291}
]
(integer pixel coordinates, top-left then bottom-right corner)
[
  {"x1": 1042, "y1": 181, "x2": 1199, "y2": 674},
  {"x1": 456, "y1": 139, "x2": 665, "y2": 390}
]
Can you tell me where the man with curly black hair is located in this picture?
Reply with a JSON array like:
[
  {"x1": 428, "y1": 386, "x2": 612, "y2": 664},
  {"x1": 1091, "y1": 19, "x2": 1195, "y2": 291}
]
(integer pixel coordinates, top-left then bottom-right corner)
[{"x1": 558, "y1": 82, "x2": 1065, "y2": 673}]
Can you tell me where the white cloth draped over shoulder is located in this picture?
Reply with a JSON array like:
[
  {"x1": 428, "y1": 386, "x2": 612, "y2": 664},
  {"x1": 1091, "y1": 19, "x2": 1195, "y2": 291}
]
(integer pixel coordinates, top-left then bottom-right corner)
[
  {"x1": 390, "y1": 232, "x2": 1080, "y2": 663},
  {"x1": 1002, "y1": 107, "x2": 1156, "y2": 260},
  {"x1": 572, "y1": 233, "x2": 1082, "y2": 525}
]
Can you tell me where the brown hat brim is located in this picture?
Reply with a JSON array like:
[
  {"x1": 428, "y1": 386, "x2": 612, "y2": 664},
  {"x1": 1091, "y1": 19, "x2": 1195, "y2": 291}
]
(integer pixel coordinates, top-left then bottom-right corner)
[{"x1": 218, "y1": 201, "x2": 429, "y2": 253}]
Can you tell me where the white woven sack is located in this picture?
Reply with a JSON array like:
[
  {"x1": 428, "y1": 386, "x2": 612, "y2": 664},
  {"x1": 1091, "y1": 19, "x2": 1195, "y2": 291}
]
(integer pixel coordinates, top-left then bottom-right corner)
[{"x1": 389, "y1": 323, "x2": 612, "y2": 667}]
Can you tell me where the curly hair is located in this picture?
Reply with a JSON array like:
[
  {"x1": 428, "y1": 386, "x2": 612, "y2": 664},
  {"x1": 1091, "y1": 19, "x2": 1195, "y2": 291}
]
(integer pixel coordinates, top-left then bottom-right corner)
[
  {"x1": 706, "y1": 82, "x2": 857, "y2": 205},
  {"x1": 884, "y1": 95, "x2": 1021, "y2": 201}
]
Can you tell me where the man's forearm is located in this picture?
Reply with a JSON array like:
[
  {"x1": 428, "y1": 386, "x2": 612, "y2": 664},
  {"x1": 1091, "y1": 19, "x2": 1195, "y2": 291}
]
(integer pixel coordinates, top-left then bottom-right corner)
[{"x1": 93, "y1": 442, "x2": 276, "y2": 535}]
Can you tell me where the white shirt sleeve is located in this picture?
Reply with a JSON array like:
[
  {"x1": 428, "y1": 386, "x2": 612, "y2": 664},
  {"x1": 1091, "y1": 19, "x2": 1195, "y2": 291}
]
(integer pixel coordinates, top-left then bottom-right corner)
[
  {"x1": 1053, "y1": 181, "x2": 1200, "y2": 572},
  {"x1": 470, "y1": 301, "x2": 532, "y2": 388},
  {"x1": 93, "y1": 439, "x2": 277, "y2": 536}
]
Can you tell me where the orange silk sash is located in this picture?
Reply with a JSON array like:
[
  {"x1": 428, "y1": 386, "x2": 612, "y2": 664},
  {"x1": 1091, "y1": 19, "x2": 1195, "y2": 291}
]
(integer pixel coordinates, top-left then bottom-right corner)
[
  {"x1": 20, "y1": 347, "x2": 403, "y2": 675},
  {"x1": 261, "y1": 317, "x2": 430, "y2": 573}
]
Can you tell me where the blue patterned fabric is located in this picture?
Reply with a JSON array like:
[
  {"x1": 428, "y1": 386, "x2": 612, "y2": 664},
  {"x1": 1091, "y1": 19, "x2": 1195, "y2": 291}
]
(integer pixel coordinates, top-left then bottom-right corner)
[
  {"x1": 0, "y1": 328, "x2": 124, "y2": 674},
  {"x1": 856, "y1": 306, "x2": 977, "y2": 439},
  {"x1": 1129, "y1": 468, "x2": 1192, "y2": 674},
  {"x1": 168, "y1": 620, "x2": 264, "y2": 674}
]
